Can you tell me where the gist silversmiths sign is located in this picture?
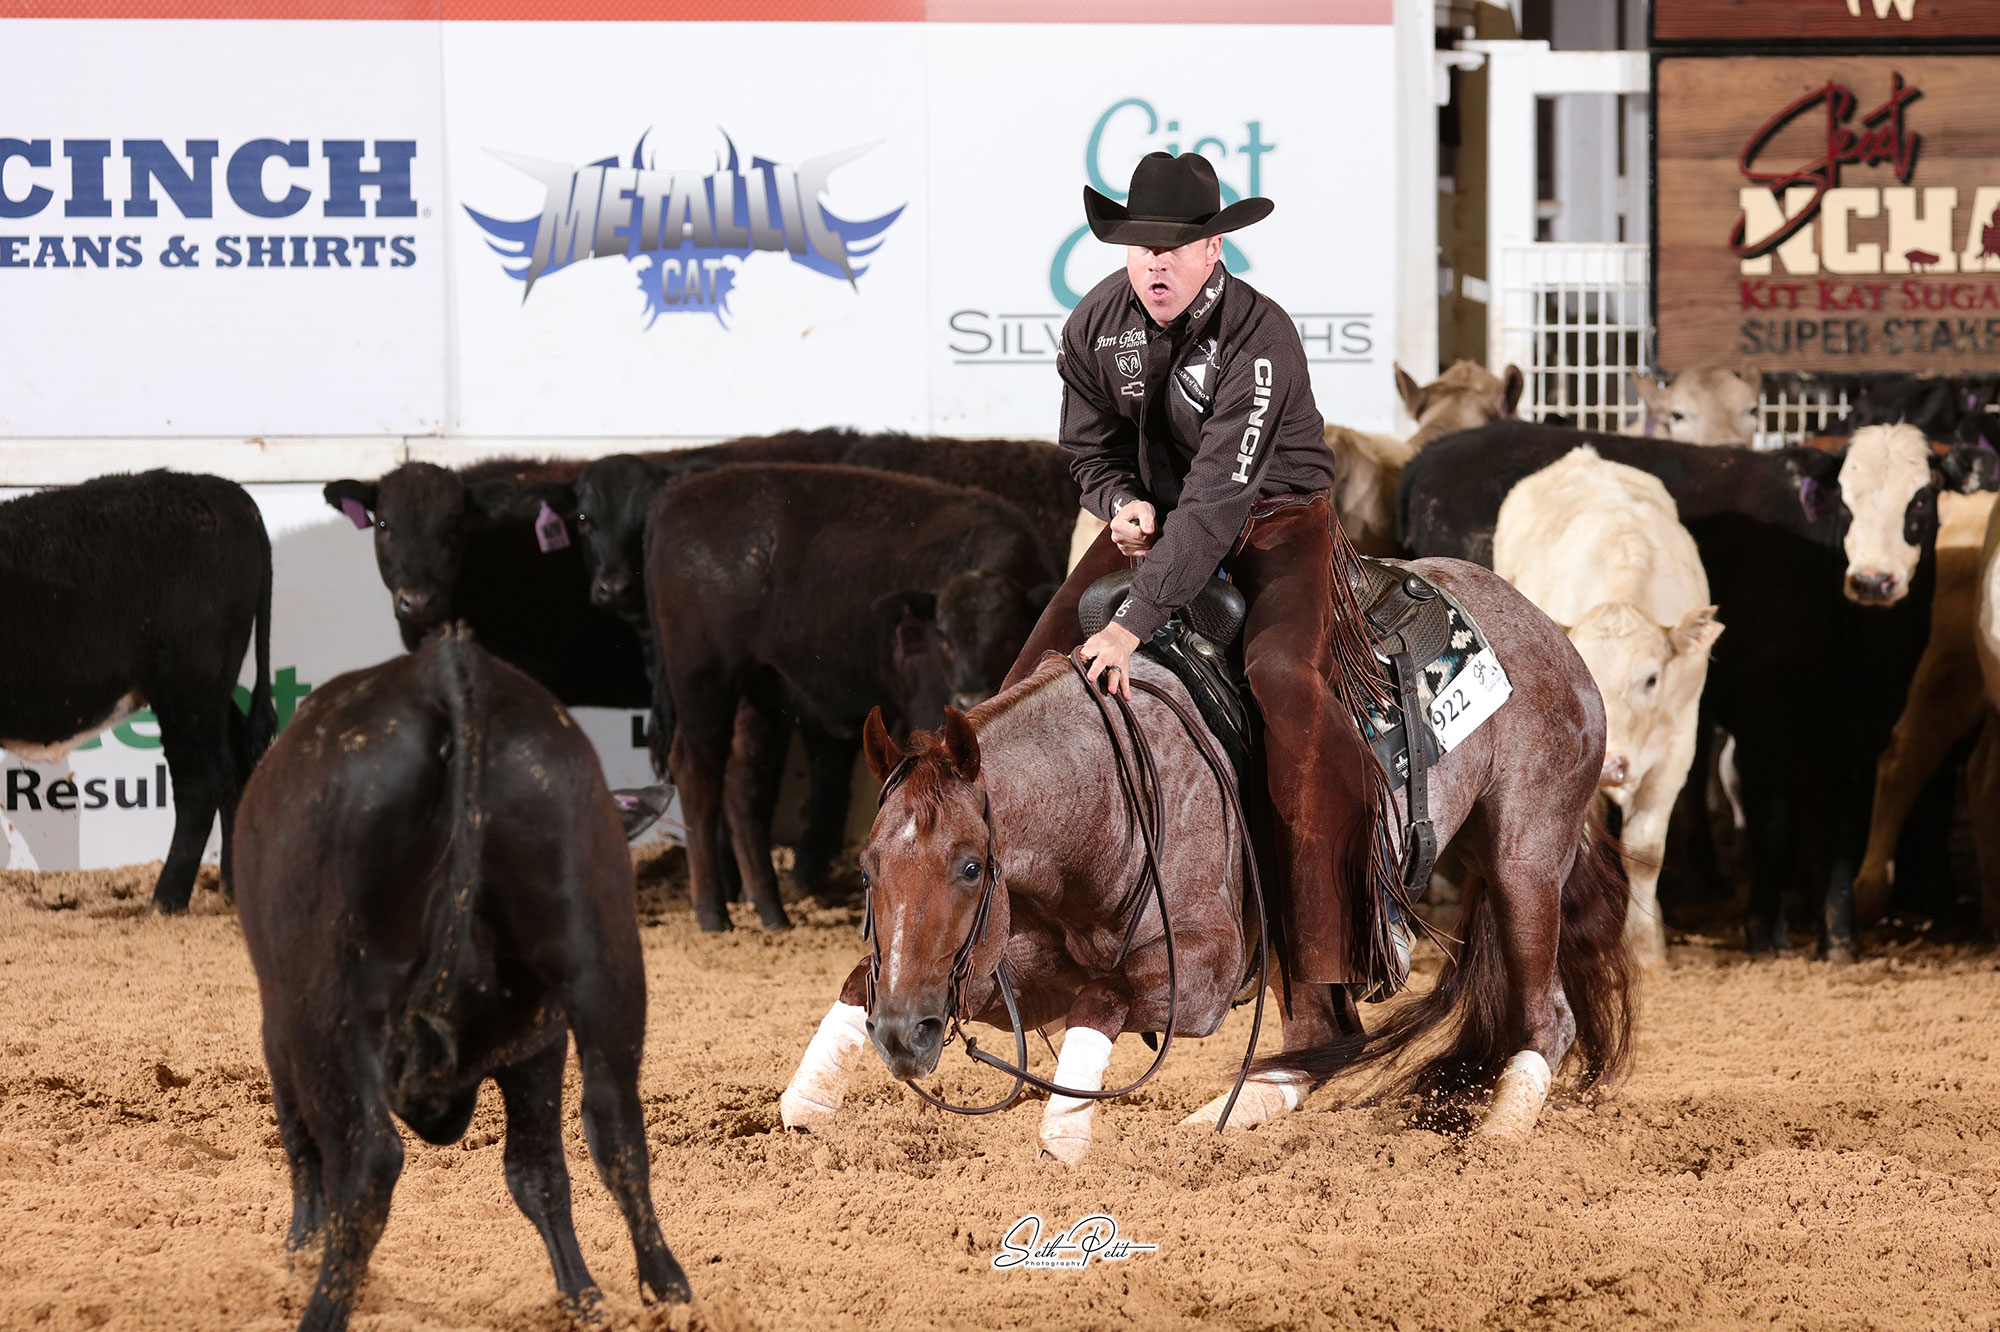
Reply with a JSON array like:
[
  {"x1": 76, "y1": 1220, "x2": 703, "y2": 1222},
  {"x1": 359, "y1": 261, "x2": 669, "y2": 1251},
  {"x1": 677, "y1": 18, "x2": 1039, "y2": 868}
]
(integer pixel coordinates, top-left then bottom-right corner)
[
  {"x1": 1654, "y1": 0, "x2": 2000, "y2": 43},
  {"x1": 1655, "y1": 55, "x2": 2000, "y2": 374}
]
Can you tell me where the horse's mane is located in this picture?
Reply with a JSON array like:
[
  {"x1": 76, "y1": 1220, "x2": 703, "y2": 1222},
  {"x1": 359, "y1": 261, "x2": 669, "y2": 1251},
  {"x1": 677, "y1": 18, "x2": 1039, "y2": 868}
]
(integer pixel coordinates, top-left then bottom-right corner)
[{"x1": 893, "y1": 654, "x2": 1077, "y2": 833}]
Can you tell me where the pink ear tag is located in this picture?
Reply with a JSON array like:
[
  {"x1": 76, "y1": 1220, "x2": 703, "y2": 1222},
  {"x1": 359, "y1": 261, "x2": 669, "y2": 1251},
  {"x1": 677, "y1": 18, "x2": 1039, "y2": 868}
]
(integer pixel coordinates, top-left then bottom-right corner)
[
  {"x1": 340, "y1": 498, "x2": 371, "y2": 530},
  {"x1": 535, "y1": 501, "x2": 571, "y2": 554}
]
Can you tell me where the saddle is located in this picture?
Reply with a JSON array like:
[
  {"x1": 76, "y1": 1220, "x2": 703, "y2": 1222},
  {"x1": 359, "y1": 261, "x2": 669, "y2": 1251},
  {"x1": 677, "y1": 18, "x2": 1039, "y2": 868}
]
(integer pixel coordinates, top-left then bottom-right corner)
[
  {"x1": 1077, "y1": 555, "x2": 1455, "y2": 892},
  {"x1": 1078, "y1": 569, "x2": 1253, "y2": 781}
]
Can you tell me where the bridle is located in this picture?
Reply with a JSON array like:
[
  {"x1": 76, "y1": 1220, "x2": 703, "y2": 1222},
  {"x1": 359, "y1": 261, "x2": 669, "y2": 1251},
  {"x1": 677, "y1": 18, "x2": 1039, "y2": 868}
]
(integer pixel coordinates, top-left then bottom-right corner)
[{"x1": 862, "y1": 650, "x2": 1273, "y2": 1133}]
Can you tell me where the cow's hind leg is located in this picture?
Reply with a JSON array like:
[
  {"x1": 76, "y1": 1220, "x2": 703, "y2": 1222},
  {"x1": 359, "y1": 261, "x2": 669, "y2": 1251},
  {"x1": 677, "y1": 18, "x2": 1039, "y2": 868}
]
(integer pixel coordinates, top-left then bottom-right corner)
[
  {"x1": 564, "y1": 973, "x2": 690, "y2": 1305},
  {"x1": 665, "y1": 672, "x2": 739, "y2": 932},
  {"x1": 792, "y1": 726, "x2": 859, "y2": 892},
  {"x1": 724, "y1": 684, "x2": 793, "y2": 931},
  {"x1": 264, "y1": 1028, "x2": 324, "y2": 1253},
  {"x1": 149, "y1": 695, "x2": 232, "y2": 913},
  {"x1": 293, "y1": 1038, "x2": 404, "y2": 1332},
  {"x1": 495, "y1": 1036, "x2": 602, "y2": 1314}
]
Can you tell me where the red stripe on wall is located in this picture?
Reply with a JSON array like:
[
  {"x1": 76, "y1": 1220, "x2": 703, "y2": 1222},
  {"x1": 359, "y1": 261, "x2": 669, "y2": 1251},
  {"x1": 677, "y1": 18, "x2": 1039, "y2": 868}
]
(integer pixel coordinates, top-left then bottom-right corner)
[{"x1": 2, "y1": 0, "x2": 1390, "y2": 20}]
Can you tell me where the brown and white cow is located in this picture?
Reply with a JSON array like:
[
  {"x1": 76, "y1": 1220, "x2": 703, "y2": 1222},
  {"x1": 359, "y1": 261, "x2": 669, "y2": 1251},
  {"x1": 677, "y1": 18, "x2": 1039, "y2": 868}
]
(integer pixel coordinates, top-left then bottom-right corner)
[
  {"x1": 1494, "y1": 445, "x2": 1722, "y2": 966},
  {"x1": 1324, "y1": 359, "x2": 1523, "y2": 555},
  {"x1": 1628, "y1": 365, "x2": 1762, "y2": 445}
]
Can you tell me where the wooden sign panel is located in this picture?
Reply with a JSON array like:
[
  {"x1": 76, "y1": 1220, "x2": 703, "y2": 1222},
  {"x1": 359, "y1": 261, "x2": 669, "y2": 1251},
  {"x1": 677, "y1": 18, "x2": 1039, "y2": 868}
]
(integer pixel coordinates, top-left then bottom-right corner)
[
  {"x1": 1654, "y1": 54, "x2": 2000, "y2": 374},
  {"x1": 1655, "y1": 0, "x2": 2000, "y2": 44}
]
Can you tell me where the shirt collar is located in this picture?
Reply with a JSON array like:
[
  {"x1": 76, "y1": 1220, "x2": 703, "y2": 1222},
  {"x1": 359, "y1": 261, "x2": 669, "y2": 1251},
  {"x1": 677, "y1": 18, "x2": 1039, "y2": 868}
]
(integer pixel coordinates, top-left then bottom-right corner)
[{"x1": 1130, "y1": 263, "x2": 1229, "y2": 336}]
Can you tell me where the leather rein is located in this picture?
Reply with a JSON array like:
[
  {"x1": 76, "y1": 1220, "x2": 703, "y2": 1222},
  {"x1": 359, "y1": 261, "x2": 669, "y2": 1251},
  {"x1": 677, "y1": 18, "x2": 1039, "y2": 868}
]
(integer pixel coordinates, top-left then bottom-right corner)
[{"x1": 862, "y1": 650, "x2": 1273, "y2": 1134}]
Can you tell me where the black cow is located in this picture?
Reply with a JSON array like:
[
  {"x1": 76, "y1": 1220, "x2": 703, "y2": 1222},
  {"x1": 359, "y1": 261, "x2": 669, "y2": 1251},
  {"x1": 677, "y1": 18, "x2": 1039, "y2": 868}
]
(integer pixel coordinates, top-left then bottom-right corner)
[
  {"x1": 0, "y1": 471, "x2": 275, "y2": 911},
  {"x1": 644, "y1": 463, "x2": 1055, "y2": 932},
  {"x1": 323, "y1": 459, "x2": 647, "y2": 708},
  {"x1": 233, "y1": 627, "x2": 688, "y2": 1332},
  {"x1": 1399, "y1": 420, "x2": 1995, "y2": 957}
]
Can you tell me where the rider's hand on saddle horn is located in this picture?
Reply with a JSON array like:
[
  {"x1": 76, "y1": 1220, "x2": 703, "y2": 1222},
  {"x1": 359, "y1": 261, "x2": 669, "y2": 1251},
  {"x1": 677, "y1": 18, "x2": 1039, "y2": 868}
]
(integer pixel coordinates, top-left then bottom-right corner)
[
  {"x1": 1080, "y1": 622, "x2": 1141, "y2": 701},
  {"x1": 1109, "y1": 498, "x2": 1157, "y2": 557}
]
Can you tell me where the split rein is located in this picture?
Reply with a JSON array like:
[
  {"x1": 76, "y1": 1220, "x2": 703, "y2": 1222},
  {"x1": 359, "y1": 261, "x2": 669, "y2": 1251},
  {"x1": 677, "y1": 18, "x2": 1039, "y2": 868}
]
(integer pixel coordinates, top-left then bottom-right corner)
[{"x1": 862, "y1": 651, "x2": 1273, "y2": 1134}]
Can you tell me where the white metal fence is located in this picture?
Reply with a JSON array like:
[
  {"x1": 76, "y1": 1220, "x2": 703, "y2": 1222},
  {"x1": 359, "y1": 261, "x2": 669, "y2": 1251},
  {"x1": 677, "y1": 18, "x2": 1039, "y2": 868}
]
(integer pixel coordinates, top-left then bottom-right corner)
[{"x1": 1495, "y1": 240, "x2": 1854, "y2": 447}]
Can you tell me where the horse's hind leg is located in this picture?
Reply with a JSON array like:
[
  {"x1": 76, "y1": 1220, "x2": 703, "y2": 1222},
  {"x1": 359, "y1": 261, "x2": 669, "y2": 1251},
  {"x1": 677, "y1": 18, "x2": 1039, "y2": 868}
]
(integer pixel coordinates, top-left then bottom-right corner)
[
  {"x1": 1477, "y1": 853, "x2": 1575, "y2": 1140},
  {"x1": 1180, "y1": 983, "x2": 1362, "y2": 1130},
  {"x1": 495, "y1": 1036, "x2": 602, "y2": 1314}
]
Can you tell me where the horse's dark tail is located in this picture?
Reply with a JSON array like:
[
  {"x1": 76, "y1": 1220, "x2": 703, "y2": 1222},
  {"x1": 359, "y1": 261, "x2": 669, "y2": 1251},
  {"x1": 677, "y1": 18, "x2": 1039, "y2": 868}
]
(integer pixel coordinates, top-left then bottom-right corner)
[
  {"x1": 397, "y1": 625, "x2": 489, "y2": 1094},
  {"x1": 1254, "y1": 811, "x2": 1635, "y2": 1106}
]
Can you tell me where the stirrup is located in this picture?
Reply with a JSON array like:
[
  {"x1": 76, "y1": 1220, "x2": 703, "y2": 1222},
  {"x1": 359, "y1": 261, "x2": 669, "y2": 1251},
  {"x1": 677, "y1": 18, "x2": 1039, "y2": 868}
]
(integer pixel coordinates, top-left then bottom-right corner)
[{"x1": 1358, "y1": 895, "x2": 1412, "y2": 1005}]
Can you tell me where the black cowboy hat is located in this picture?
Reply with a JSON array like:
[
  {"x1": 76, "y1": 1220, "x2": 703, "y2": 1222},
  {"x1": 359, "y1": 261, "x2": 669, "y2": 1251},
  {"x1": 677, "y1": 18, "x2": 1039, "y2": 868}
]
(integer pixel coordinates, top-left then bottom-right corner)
[{"x1": 1083, "y1": 151, "x2": 1274, "y2": 249}]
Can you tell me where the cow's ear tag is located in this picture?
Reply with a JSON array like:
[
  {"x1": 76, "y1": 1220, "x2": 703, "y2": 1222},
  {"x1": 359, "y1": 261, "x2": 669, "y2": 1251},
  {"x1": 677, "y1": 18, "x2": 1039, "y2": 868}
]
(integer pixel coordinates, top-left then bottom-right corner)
[
  {"x1": 535, "y1": 501, "x2": 571, "y2": 554},
  {"x1": 340, "y1": 498, "x2": 371, "y2": 530}
]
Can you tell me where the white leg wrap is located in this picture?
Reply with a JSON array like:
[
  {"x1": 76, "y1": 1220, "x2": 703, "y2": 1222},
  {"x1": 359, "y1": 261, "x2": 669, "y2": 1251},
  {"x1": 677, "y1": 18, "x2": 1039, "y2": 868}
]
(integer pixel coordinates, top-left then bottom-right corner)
[
  {"x1": 1037, "y1": 1027, "x2": 1114, "y2": 1165},
  {"x1": 1179, "y1": 1076, "x2": 1304, "y2": 1130},
  {"x1": 1477, "y1": 1050, "x2": 1553, "y2": 1140},
  {"x1": 779, "y1": 1001, "x2": 868, "y2": 1131}
]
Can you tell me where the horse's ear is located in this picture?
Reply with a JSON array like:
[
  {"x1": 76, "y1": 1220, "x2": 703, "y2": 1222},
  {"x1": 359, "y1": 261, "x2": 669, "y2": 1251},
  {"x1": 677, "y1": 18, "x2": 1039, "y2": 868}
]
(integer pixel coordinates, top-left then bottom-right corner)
[
  {"x1": 1393, "y1": 362, "x2": 1424, "y2": 419},
  {"x1": 1500, "y1": 363, "x2": 1525, "y2": 417},
  {"x1": 862, "y1": 707, "x2": 902, "y2": 784},
  {"x1": 941, "y1": 706, "x2": 981, "y2": 783}
]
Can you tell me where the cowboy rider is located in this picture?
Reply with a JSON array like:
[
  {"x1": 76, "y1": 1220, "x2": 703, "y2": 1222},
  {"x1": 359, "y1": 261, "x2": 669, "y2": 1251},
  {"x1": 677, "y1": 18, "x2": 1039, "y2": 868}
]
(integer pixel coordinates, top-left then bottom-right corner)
[{"x1": 1001, "y1": 150, "x2": 1406, "y2": 1001}]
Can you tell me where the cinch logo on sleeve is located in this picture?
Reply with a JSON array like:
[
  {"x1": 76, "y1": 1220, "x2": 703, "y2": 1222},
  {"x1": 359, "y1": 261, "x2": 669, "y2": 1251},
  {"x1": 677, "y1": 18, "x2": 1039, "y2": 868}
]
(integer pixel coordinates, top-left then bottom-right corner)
[{"x1": 1231, "y1": 358, "x2": 1274, "y2": 484}]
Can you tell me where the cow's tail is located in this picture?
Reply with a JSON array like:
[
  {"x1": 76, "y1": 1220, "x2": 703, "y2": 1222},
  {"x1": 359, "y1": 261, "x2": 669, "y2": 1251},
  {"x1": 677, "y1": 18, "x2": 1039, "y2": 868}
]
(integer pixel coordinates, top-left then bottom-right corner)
[
  {"x1": 1252, "y1": 811, "x2": 1636, "y2": 1110},
  {"x1": 399, "y1": 625, "x2": 489, "y2": 1092},
  {"x1": 247, "y1": 541, "x2": 278, "y2": 762}
]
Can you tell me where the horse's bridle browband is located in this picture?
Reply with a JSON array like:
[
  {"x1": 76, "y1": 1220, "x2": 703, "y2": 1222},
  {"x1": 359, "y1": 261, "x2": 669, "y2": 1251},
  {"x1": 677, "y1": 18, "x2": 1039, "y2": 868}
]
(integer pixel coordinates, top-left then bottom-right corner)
[{"x1": 863, "y1": 651, "x2": 1273, "y2": 1133}]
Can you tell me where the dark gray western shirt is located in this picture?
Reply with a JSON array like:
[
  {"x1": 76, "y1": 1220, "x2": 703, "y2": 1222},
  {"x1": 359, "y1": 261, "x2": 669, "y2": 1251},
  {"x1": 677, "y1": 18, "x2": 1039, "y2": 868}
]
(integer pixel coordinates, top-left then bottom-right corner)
[{"x1": 1057, "y1": 263, "x2": 1336, "y2": 641}]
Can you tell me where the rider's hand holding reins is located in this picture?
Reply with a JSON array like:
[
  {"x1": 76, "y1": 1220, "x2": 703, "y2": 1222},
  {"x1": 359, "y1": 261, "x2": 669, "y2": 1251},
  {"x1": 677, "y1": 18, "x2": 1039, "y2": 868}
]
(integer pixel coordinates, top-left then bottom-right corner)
[
  {"x1": 1110, "y1": 499, "x2": 1157, "y2": 557},
  {"x1": 1080, "y1": 622, "x2": 1141, "y2": 700}
]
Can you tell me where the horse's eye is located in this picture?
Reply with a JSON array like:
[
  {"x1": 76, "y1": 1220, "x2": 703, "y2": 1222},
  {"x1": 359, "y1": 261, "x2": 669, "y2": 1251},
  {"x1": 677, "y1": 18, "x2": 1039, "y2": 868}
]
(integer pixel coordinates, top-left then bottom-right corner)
[
  {"x1": 1670, "y1": 411, "x2": 1686, "y2": 422},
  {"x1": 961, "y1": 860, "x2": 982, "y2": 882},
  {"x1": 1645, "y1": 673, "x2": 1659, "y2": 689}
]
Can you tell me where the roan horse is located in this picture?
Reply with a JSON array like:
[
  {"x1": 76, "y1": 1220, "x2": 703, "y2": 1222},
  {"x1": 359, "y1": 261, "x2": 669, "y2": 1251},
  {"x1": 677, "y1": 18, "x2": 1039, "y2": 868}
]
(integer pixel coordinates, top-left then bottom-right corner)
[{"x1": 781, "y1": 560, "x2": 1634, "y2": 1161}]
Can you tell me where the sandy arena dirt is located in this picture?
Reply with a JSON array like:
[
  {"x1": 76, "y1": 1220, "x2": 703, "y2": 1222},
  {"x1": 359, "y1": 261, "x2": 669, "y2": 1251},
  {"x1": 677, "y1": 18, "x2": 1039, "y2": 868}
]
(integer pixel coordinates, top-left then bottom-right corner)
[{"x1": 3, "y1": 855, "x2": 1999, "y2": 1332}]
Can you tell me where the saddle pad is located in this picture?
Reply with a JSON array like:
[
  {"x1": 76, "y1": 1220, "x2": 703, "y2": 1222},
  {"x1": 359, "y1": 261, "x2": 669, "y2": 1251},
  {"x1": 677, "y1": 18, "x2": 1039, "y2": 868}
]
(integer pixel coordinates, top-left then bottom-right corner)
[{"x1": 1359, "y1": 586, "x2": 1512, "y2": 788}]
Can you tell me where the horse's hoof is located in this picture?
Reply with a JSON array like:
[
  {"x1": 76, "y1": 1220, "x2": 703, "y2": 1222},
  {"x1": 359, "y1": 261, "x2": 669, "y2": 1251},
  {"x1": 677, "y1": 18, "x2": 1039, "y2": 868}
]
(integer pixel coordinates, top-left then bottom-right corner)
[
  {"x1": 1179, "y1": 1079, "x2": 1301, "y2": 1130},
  {"x1": 1476, "y1": 1050, "x2": 1551, "y2": 1140},
  {"x1": 779, "y1": 1088, "x2": 837, "y2": 1131},
  {"x1": 1821, "y1": 943, "x2": 1858, "y2": 965},
  {"x1": 1036, "y1": 1134, "x2": 1091, "y2": 1166}
]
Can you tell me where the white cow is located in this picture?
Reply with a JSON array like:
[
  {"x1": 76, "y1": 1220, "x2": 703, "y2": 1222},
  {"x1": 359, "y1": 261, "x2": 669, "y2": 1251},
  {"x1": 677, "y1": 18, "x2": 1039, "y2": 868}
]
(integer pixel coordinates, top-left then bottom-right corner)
[
  {"x1": 1629, "y1": 365, "x2": 1762, "y2": 445},
  {"x1": 1494, "y1": 446, "x2": 1723, "y2": 966},
  {"x1": 1326, "y1": 359, "x2": 1523, "y2": 555}
]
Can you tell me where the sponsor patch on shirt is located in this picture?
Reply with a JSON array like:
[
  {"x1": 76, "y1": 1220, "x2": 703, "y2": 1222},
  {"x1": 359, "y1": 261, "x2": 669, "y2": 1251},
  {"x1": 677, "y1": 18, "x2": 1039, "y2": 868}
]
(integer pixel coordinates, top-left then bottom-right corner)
[
  {"x1": 1116, "y1": 350, "x2": 1142, "y2": 378},
  {"x1": 1175, "y1": 337, "x2": 1221, "y2": 412}
]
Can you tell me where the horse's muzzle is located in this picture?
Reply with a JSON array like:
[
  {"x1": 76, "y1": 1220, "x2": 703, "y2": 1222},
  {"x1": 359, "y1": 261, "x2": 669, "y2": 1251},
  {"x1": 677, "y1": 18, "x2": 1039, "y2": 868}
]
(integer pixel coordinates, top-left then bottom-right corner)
[{"x1": 867, "y1": 1010, "x2": 946, "y2": 1080}]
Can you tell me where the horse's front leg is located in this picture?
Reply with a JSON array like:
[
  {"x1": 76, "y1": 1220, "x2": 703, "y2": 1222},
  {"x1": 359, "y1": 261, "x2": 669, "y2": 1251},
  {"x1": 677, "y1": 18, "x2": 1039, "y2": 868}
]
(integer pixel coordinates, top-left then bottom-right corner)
[
  {"x1": 780, "y1": 959, "x2": 872, "y2": 1131},
  {"x1": 1037, "y1": 982, "x2": 1131, "y2": 1166},
  {"x1": 1181, "y1": 981, "x2": 1362, "y2": 1130}
]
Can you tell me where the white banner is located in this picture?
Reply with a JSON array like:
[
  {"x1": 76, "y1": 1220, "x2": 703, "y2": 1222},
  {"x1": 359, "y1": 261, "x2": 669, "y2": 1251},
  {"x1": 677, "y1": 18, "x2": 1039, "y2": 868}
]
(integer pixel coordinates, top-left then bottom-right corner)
[
  {"x1": 0, "y1": 21, "x2": 449, "y2": 438},
  {"x1": 2, "y1": 16, "x2": 1401, "y2": 447}
]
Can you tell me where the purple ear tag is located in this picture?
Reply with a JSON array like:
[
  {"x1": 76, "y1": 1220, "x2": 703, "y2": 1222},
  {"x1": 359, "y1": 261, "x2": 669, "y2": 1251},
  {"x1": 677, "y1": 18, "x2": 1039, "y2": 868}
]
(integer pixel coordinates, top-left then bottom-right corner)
[
  {"x1": 340, "y1": 498, "x2": 371, "y2": 530},
  {"x1": 1798, "y1": 475, "x2": 1824, "y2": 523},
  {"x1": 534, "y1": 501, "x2": 570, "y2": 554}
]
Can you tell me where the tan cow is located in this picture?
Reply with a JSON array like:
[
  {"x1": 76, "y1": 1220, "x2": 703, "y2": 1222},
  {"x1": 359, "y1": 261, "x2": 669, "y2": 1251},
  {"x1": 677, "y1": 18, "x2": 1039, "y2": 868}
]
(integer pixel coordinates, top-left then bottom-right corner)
[
  {"x1": 1853, "y1": 489, "x2": 1996, "y2": 922},
  {"x1": 1494, "y1": 446, "x2": 1723, "y2": 966},
  {"x1": 1629, "y1": 365, "x2": 1762, "y2": 445},
  {"x1": 1326, "y1": 359, "x2": 1523, "y2": 555}
]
